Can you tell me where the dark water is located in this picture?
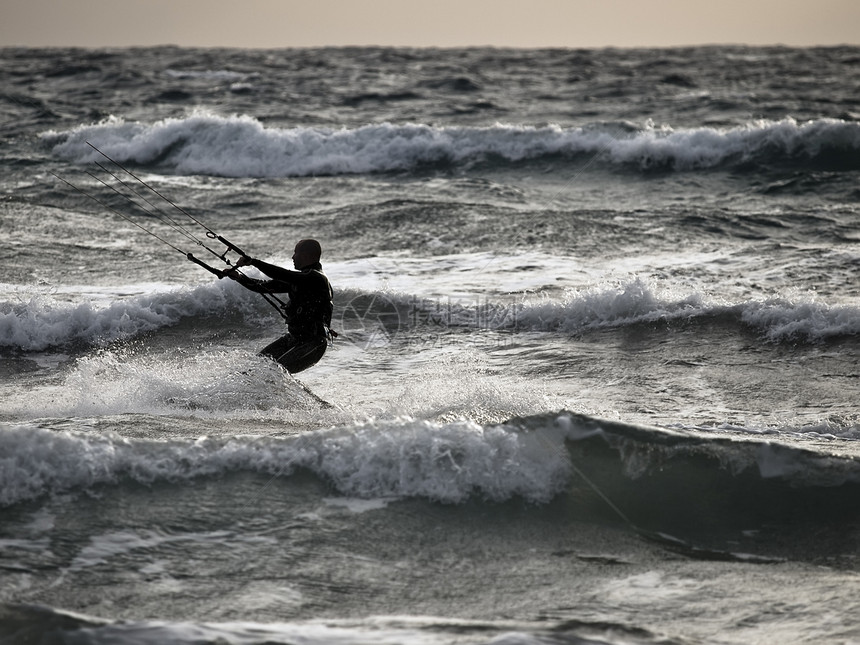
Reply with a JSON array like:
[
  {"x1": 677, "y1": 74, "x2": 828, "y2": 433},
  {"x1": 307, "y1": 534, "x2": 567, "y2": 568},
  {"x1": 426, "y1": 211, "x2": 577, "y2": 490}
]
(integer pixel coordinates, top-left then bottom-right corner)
[{"x1": 1, "y1": 45, "x2": 860, "y2": 644}]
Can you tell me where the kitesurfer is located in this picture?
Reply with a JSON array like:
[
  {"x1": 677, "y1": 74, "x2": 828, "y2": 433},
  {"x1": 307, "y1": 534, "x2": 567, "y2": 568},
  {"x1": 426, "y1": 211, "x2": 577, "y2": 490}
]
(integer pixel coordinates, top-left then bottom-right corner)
[
  {"x1": 55, "y1": 144, "x2": 334, "y2": 376},
  {"x1": 224, "y1": 239, "x2": 333, "y2": 374}
]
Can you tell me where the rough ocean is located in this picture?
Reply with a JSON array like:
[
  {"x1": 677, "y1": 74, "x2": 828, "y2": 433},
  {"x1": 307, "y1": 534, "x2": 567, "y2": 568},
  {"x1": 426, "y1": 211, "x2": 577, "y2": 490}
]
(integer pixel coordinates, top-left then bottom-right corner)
[{"x1": 1, "y1": 46, "x2": 860, "y2": 644}]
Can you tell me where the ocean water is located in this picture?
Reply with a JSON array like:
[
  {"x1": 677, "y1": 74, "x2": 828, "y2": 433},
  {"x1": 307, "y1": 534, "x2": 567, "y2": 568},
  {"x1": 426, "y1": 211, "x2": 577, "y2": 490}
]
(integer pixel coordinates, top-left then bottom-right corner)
[{"x1": 1, "y1": 45, "x2": 860, "y2": 644}]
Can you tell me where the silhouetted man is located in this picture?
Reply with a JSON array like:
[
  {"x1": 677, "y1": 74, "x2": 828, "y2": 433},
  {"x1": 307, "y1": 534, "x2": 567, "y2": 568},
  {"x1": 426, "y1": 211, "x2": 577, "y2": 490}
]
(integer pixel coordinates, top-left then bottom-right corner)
[{"x1": 225, "y1": 239, "x2": 333, "y2": 373}]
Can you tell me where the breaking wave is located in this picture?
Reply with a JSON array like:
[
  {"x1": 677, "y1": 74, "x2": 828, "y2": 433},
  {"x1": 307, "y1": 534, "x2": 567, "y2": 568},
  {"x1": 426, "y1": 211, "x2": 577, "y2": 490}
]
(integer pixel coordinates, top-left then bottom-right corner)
[
  {"x1": 3, "y1": 412, "x2": 859, "y2": 509},
  {"x1": 43, "y1": 113, "x2": 860, "y2": 178},
  {"x1": 393, "y1": 279, "x2": 860, "y2": 343},
  {"x1": 3, "y1": 277, "x2": 858, "y2": 353}
]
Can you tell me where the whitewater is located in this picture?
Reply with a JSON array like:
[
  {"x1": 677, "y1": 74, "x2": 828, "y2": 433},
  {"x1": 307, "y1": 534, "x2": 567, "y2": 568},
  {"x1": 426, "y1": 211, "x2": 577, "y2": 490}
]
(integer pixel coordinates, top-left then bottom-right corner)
[{"x1": 2, "y1": 45, "x2": 860, "y2": 645}]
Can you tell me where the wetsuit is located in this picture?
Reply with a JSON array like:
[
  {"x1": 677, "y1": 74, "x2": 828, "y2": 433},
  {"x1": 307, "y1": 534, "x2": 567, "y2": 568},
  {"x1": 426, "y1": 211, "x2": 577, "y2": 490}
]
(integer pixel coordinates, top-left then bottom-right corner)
[{"x1": 232, "y1": 259, "x2": 333, "y2": 374}]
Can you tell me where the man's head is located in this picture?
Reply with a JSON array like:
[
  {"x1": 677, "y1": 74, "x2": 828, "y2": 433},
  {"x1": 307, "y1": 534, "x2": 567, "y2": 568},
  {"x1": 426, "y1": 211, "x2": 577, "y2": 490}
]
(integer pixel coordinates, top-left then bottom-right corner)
[{"x1": 292, "y1": 239, "x2": 322, "y2": 269}]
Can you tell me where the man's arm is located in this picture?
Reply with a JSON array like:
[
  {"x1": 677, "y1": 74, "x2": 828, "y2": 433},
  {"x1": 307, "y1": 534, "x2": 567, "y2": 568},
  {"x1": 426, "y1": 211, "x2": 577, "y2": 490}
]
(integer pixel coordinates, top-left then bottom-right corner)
[
  {"x1": 224, "y1": 272, "x2": 282, "y2": 294},
  {"x1": 222, "y1": 257, "x2": 292, "y2": 294},
  {"x1": 247, "y1": 258, "x2": 300, "y2": 283}
]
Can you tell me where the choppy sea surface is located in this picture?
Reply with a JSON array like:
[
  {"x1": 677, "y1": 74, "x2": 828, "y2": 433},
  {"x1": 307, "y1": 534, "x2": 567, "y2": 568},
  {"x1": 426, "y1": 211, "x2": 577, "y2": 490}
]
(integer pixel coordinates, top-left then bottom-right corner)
[{"x1": 2, "y1": 45, "x2": 860, "y2": 644}]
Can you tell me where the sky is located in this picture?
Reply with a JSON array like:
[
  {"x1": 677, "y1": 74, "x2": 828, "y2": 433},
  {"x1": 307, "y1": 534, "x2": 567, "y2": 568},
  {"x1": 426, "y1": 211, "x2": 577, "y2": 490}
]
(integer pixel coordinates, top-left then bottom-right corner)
[{"x1": 2, "y1": 0, "x2": 858, "y2": 49}]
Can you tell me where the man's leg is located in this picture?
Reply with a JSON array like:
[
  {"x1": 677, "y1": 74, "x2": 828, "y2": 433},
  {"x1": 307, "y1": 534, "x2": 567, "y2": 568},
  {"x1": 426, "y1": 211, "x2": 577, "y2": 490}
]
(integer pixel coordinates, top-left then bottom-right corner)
[{"x1": 260, "y1": 334, "x2": 327, "y2": 374}]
